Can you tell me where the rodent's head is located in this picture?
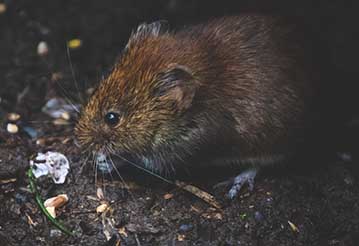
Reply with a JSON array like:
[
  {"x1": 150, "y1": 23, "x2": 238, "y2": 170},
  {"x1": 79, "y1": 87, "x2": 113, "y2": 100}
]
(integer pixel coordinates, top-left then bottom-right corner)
[{"x1": 75, "y1": 21, "x2": 200, "y2": 168}]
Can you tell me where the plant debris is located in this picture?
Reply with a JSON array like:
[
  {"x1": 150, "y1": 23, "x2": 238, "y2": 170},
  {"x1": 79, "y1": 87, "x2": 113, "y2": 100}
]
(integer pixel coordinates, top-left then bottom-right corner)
[{"x1": 30, "y1": 151, "x2": 70, "y2": 184}]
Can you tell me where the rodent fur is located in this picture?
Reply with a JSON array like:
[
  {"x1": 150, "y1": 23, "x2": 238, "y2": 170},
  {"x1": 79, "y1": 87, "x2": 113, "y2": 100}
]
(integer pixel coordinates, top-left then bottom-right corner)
[{"x1": 75, "y1": 15, "x2": 321, "y2": 174}]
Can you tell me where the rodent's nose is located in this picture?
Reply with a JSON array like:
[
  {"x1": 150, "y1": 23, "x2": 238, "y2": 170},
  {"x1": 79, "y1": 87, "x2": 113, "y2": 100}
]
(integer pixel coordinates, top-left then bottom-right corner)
[{"x1": 91, "y1": 133, "x2": 112, "y2": 147}]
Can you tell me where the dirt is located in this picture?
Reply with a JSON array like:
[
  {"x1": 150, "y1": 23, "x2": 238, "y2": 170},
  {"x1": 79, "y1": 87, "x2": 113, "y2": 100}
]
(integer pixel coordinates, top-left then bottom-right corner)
[{"x1": 1, "y1": 1, "x2": 359, "y2": 245}]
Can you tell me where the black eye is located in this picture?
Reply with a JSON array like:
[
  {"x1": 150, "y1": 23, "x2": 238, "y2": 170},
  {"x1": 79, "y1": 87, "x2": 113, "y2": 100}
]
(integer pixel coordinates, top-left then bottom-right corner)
[{"x1": 104, "y1": 112, "x2": 120, "y2": 126}]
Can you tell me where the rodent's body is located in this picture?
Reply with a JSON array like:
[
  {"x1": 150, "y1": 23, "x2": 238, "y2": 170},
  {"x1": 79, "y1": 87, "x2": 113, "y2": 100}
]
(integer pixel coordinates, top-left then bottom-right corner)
[{"x1": 75, "y1": 15, "x2": 321, "y2": 175}]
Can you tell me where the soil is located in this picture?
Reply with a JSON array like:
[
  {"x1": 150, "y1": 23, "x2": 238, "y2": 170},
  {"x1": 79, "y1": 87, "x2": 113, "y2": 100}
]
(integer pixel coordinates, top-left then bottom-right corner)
[{"x1": 1, "y1": 1, "x2": 359, "y2": 245}]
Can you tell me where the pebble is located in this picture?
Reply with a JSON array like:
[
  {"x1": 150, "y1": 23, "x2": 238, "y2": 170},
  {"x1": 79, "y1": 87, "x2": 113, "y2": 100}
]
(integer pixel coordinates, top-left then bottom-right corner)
[
  {"x1": 37, "y1": 41, "x2": 49, "y2": 56},
  {"x1": 23, "y1": 126, "x2": 38, "y2": 139},
  {"x1": 7, "y1": 123, "x2": 19, "y2": 134},
  {"x1": 179, "y1": 224, "x2": 193, "y2": 232},
  {"x1": 15, "y1": 193, "x2": 28, "y2": 204},
  {"x1": 49, "y1": 229, "x2": 62, "y2": 237}
]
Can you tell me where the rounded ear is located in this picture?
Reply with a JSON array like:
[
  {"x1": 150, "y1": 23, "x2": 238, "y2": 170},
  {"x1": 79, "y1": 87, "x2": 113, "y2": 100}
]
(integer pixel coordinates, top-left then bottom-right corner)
[
  {"x1": 126, "y1": 20, "x2": 169, "y2": 48},
  {"x1": 154, "y1": 65, "x2": 198, "y2": 111}
]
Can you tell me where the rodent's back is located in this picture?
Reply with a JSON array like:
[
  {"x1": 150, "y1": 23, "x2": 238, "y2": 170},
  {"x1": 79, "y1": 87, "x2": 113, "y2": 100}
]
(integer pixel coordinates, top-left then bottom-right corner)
[{"x1": 173, "y1": 16, "x2": 319, "y2": 155}]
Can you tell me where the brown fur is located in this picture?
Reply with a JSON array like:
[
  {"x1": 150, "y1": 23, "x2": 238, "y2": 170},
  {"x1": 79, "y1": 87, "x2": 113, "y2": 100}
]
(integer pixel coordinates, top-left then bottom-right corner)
[{"x1": 75, "y1": 15, "x2": 320, "y2": 173}]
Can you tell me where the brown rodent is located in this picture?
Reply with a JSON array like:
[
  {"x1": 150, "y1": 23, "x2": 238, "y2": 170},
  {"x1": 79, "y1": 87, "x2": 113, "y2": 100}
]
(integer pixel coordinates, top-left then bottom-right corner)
[{"x1": 75, "y1": 15, "x2": 322, "y2": 195}]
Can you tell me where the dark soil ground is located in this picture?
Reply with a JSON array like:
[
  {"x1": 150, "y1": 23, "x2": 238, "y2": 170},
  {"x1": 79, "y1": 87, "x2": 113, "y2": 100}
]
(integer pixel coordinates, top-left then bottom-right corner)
[{"x1": 1, "y1": 1, "x2": 359, "y2": 245}]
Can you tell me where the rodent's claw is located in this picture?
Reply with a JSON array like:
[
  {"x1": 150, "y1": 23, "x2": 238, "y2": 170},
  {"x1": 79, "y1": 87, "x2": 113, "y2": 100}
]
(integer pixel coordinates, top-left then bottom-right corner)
[{"x1": 227, "y1": 168, "x2": 257, "y2": 199}]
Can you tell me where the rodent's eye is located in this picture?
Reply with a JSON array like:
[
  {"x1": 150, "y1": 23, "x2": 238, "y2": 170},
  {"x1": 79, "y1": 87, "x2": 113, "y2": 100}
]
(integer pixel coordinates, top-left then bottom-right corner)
[{"x1": 104, "y1": 112, "x2": 120, "y2": 126}]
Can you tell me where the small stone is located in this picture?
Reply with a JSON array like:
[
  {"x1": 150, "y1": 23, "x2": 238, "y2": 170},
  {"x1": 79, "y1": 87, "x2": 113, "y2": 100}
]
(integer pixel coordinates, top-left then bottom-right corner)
[
  {"x1": 23, "y1": 126, "x2": 38, "y2": 139},
  {"x1": 179, "y1": 224, "x2": 193, "y2": 232},
  {"x1": 37, "y1": 41, "x2": 49, "y2": 56},
  {"x1": 50, "y1": 229, "x2": 62, "y2": 237},
  {"x1": 7, "y1": 123, "x2": 19, "y2": 134},
  {"x1": 15, "y1": 193, "x2": 28, "y2": 204}
]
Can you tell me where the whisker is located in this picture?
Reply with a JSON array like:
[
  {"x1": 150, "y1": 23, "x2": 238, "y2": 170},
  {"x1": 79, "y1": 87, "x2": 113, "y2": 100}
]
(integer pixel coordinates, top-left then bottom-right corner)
[
  {"x1": 111, "y1": 153, "x2": 173, "y2": 185},
  {"x1": 94, "y1": 151, "x2": 98, "y2": 190},
  {"x1": 66, "y1": 45, "x2": 84, "y2": 104},
  {"x1": 78, "y1": 151, "x2": 92, "y2": 177},
  {"x1": 105, "y1": 150, "x2": 137, "y2": 202}
]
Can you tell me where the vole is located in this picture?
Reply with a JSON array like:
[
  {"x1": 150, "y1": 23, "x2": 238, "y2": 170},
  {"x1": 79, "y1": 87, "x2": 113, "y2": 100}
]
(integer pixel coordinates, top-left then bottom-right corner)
[{"x1": 75, "y1": 15, "x2": 322, "y2": 198}]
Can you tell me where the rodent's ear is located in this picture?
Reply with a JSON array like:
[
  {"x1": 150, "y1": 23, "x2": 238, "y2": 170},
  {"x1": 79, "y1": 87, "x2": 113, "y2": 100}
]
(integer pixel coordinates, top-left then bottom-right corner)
[
  {"x1": 154, "y1": 65, "x2": 198, "y2": 111},
  {"x1": 128, "y1": 20, "x2": 169, "y2": 43}
]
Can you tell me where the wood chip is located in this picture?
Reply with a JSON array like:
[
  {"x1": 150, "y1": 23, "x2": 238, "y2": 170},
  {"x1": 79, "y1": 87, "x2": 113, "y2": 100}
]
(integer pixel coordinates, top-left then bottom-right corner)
[{"x1": 175, "y1": 181, "x2": 222, "y2": 209}]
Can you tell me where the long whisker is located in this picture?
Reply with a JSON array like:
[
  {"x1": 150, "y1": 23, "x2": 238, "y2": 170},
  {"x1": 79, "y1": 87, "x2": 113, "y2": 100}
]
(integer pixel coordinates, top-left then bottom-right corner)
[
  {"x1": 111, "y1": 153, "x2": 173, "y2": 185},
  {"x1": 94, "y1": 151, "x2": 98, "y2": 190},
  {"x1": 66, "y1": 45, "x2": 84, "y2": 104},
  {"x1": 77, "y1": 151, "x2": 92, "y2": 177},
  {"x1": 105, "y1": 149, "x2": 137, "y2": 202}
]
